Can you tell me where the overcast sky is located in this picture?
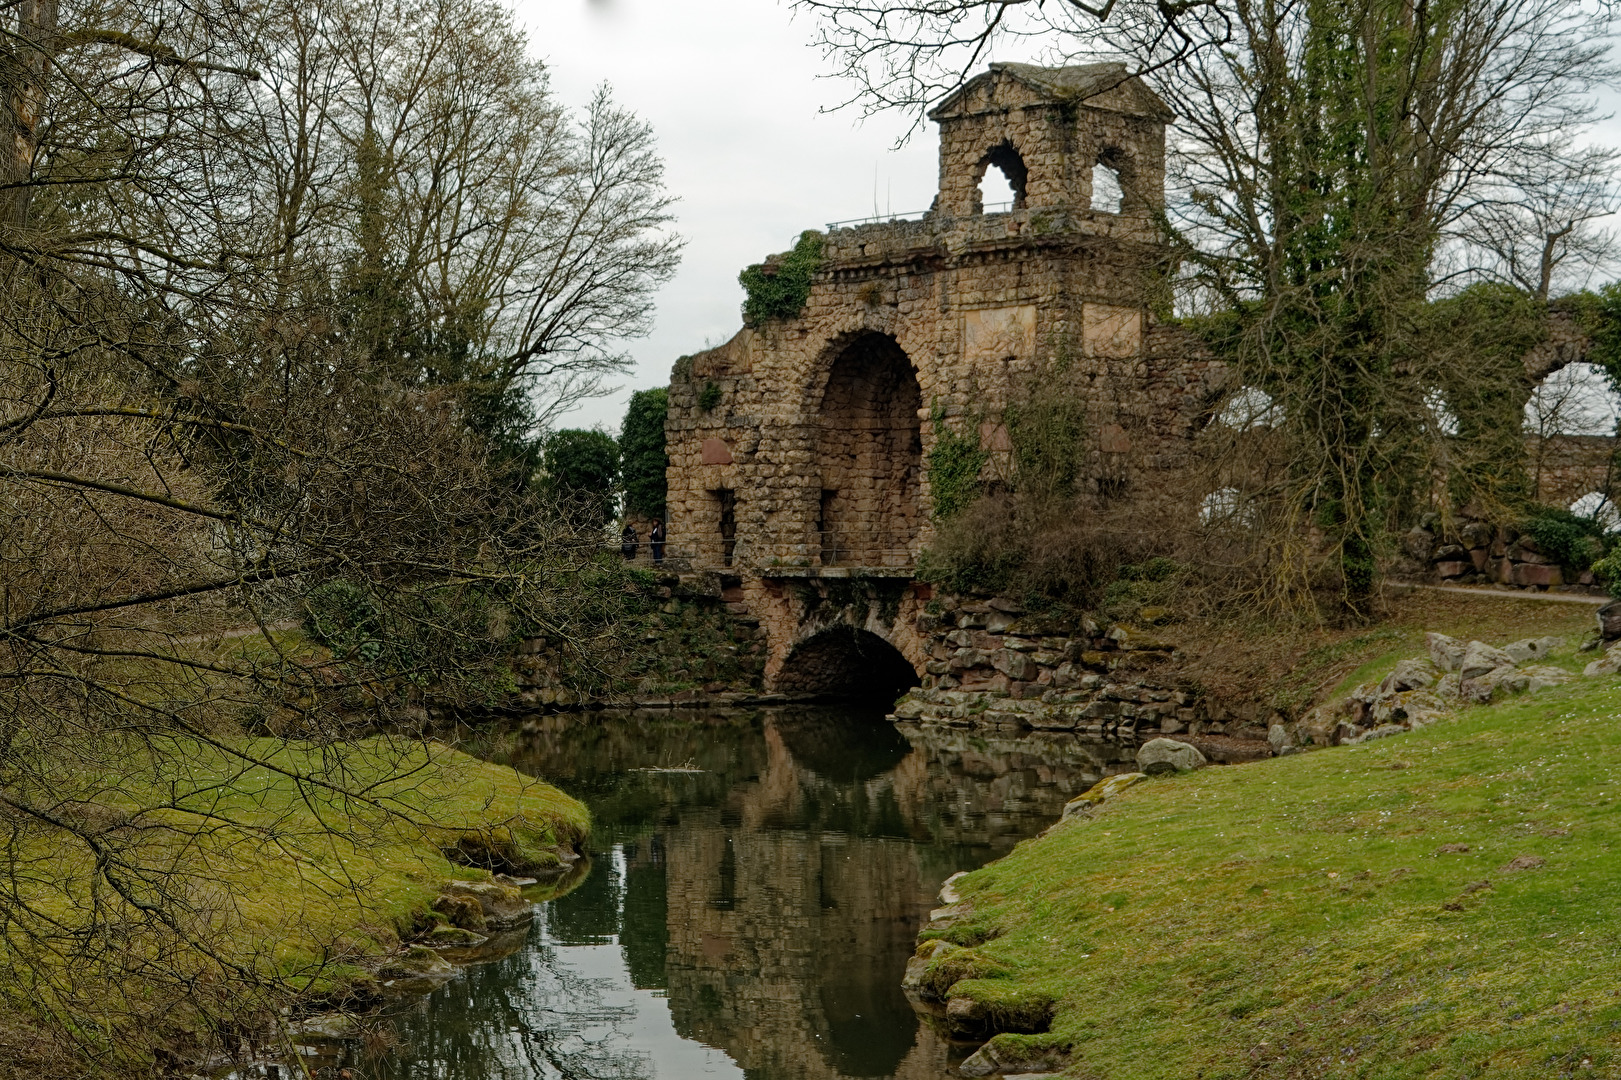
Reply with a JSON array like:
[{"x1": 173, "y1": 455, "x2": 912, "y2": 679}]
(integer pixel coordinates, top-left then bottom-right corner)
[
  {"x1": 507, "y1": 0, "x2": 948, "y2": 434},
  {"x1": 511, "y1": 0, "x2": 1621, "y2": 438}
]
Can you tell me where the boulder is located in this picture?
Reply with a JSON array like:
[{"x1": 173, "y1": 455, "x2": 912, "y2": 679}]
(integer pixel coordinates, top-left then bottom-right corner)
[
  {"x1": 1599, "y1": 601, "x2": 1621, "y2": 642},
  {"x1": 439, "y1": 879, "x2": 532, "y2": 930},
  {"x1": 960, "y1": 1039, "x2": 1070, "y2": 1078},
  {"x1": 378, "y1": 944, "x2": 456, "y2": 982},
  {"x1": 1377, "y1": 658, "x2": 1437, "y2": 695},
  {"x1": 992, "y1": 649, "x2": 1034, "y2": 681},
  {"x1": 1522, "y1": 665, "x2": 1573, "y2": 693},
  {"x1": 1460, "y1": 521, "x2": 1495, "y2": 549},
  {"x1": 938, "y1": 871, "x2": 969, "y2": 905},
  {"x1": 1460, "y1": 667, "x2": 1527, "y2": 704},
  {"x1": 1370, "y1": 689, "x2": 1447, "y2": 726},
  {"x1": 1459, "y1": 641, "x2": 1515, "y2": 680},
  {"x1": 1062, "y1": 772, "x2": 1148, "y2": 817},
  {"x1": 1584, "y1": 642, "x2": 1621, "y2": 677},
  {"x1": 1426, "y1": 632, "x2": 1466, "y2": 673},
  {"x1": 1403, "y1": 526, "x2": 1436, "y2": 561},
  {"x1": 1267, "y1": 723, "x2": 1291, "y2": 754},
  {"x1": 902, "y1": 939, "x2": 951, "y2": 992},
  {"x1": 1504, "y1": 636, "x2": 1560, "y2": 664},
  {"x1": 1135, "y1": 738, "x2": 1207, "y2": 774},
  {"x1": 424, "y1": 925, "x2": 488, "y2": 947}
]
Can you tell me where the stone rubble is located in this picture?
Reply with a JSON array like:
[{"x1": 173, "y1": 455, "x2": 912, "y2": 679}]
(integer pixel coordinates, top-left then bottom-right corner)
[{"x1": 1299, "y1": 631, "x2": 1574, "y2": 747}]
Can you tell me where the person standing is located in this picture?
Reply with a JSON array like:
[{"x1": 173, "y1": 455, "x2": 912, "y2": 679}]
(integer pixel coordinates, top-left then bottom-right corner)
[
  {"x1": 649, "y1": 519, "x2": 665, "y2": 565},
  {"x1": 620, "y1": 522, "x2": 638, "y2": 560}
]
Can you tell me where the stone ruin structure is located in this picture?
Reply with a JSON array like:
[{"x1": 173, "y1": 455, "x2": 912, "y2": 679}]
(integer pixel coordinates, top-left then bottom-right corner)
[
  {"x1": 662, "y1": 62, "x2": 1227, "y2": 689},
  {"x1": 658, "y1": 61, "x2": 1618, "y2": 694}
]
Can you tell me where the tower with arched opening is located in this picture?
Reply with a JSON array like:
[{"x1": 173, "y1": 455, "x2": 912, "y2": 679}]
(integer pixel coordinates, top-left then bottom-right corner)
[{"x1": 660, "y1": 63, "x2": 1228, "y2": 691}]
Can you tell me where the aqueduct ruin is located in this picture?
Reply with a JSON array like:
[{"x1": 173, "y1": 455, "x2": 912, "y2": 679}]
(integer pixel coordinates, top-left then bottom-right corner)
[{"x1": 660, "y1": 61, "x2": 1616, "y2": 693}]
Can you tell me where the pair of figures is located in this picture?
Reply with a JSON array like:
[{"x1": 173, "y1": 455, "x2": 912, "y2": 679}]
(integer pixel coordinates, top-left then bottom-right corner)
[{"x1": 621, "y1": 519, "x2": 664, "y2": 564}]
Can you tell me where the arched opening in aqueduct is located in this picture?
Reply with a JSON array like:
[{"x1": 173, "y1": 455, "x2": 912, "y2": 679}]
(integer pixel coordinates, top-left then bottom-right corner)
[
  {"x1": 775, "y1": 627, "x2": 920, "y2": 702},
  {"x1": 814, "y1": 333, "x2": 923, "y2": 567}
]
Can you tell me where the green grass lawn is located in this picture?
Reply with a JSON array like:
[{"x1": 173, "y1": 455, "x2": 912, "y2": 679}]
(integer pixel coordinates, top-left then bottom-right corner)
[
  {"x1": 927, "y1": 658, "x2": 1621, "y2": 1078},
  {"x1": 0, "y1": 732, "x2": 589, "y2": 1071}
]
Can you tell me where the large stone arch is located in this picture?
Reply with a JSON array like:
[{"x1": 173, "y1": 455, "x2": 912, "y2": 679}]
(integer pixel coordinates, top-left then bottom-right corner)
[
  {"x1": 774, "y1": 625, "x2": 920, "y2": 703},
  {"x1": 807, "y1": 331, "x2": 925, "y2": 566}
]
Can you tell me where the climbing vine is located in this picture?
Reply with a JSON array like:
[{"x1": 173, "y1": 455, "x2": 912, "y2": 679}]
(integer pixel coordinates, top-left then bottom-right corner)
[
  {"x1": 926, "y1": 401, "x2": 988, "y2": 520},
  {"x1": 739, "y1": 231, "x2": 824, "y2": 324}
]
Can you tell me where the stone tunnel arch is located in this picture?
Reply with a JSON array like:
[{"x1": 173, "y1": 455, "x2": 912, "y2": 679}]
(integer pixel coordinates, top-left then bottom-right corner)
[
  {"x1": 774, "y1": 627, "x2": 920, "y2": 703},
  {"x1": 814, "y1": 332, "x2": 924, "y2": 566}
]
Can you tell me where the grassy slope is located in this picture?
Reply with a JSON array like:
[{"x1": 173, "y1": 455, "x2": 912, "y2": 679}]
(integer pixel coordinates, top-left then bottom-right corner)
[
  {"x1": 932, "y1": 611, "x2": 1621, "y2": 1079},
  {"x1": 152, "y1": 737, "x2": 592, "y2": 976},
  {"x1": 1176, "y1": 587, "x2": 1598, "y2": 716}
]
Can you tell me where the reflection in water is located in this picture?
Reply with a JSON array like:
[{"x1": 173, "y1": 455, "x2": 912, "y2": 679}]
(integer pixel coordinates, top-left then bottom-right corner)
[{"x1": 372, "y1": 707, "x2": 1134, "y2": 1079}]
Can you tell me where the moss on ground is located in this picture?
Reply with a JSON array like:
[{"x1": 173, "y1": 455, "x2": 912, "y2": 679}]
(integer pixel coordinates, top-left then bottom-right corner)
[
  {"x1": 935, "y1": 660, "x2": 1621, "y2": 1078},
  {"x1": 0, "y1": 734, "x2": 588, "y2": 1068}
]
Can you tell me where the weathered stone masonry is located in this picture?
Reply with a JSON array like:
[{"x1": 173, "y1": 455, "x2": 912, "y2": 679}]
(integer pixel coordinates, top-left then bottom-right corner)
[{"x1": 663, "y1": 63, "x2": 1228, "y2": 687}]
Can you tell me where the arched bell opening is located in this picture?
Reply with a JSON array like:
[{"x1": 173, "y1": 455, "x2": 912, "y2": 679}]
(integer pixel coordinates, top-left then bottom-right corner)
[{"x1": 976, "y1": 140, "x2": 1028, "y2": 214}]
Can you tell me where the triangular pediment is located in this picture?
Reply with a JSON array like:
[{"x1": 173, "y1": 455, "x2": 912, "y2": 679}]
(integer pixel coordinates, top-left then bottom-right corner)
[{"x1": 928, "y1": 62, "x2": 1173, "y2": 122}]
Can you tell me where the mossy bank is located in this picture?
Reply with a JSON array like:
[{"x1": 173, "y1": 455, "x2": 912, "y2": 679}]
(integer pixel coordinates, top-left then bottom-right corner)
[
  {"x1": 911, "y1": 641, "x2": 1621, "y2": 1078},
  {"x1": 0, "y1": 735, "x2": 588, "y2": 1075}
]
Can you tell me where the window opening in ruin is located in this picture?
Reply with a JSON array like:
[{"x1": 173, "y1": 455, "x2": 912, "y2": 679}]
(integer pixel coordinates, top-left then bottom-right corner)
[
  {"x1": 1571, "y1": 491, "x2": 1621, "y2": 533},
  {"x1": 816, "y1": 333, "x2": 923, "y2": 566},
  {"x1": 1091, "y1": 158, "x2": 1123, "y2": 214},
  {"x1": 976, "y1": 141, "x2": 1027, "y2": 214},
  {"x1": 715, "y1": 488, "x2": 737, "y2": 567},
  {"x1": 1215, "y1": 385, "x2": 1281, "y2": 430},
  {"x1": 1526, "y1": 362, "x2": 1621, "y2": 437},
  {"x1": 1424, "y1": 389, "x2": 1461, "y2": 437},
  {"x1": 818, "y1": 489, "x2": 837, "y2": 565},
  {"x1": 1200, "y1": 486, "x2": 1249, "y2": 527}
]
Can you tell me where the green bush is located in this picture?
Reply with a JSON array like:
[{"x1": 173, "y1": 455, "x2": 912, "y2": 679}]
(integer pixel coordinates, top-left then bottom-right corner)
[
  {"x1": 739, "y1": 231, "x2": 824, "y2": 324},
  {"x1": 303, "y1": 579, "x2": 383, "y2": 653},
  {"x1": 1592, "y1": 549, "x2": 1621, "y2": 594},
  {"x1": 544, "y1": 428, "x2": 621, "y2": 524},
  {"x1": 698, "y1": 381, "x2": 722, "y2": 412},
  {"x1": 1522, "y1": 508, "x2": 1605, "y2": 571},
  {"x1": 619, "y1": 388, "x2": 668, "y2": 518}
]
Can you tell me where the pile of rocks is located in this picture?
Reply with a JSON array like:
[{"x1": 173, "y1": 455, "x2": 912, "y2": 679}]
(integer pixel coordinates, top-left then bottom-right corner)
[
  {"x1": 1295, "y1": 632, "x2": 1571, "y2": 747},
  {"x1": 1401, "y1": 517, "x2": 1600, "y2": 592}
]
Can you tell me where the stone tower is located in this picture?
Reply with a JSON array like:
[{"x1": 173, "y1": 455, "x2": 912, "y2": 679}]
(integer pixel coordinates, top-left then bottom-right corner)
[{"x1": 660, "y1": 63, "x2": 1223, "y2": 687}]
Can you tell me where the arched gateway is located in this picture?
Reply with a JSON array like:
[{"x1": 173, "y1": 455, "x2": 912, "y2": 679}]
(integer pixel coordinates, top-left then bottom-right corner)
[
  {"x1": 775, "y1": 627, "x2": 920, "y2": 702},
  {"x1": 814, "y1": 333, "x2": 922, "y2": 567}
]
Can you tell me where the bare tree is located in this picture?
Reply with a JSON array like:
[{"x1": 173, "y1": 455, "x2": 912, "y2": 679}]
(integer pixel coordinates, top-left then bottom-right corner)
[
  {"x1": 798, "y1": 0, "x2": 1618, "y2": 615},
  {"x1": 0, "y1": 0, "x2": 677, "y2": 1071}
]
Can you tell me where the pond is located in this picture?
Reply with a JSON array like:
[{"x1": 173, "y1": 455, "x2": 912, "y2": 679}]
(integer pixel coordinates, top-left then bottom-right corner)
[{"x1": 363, "y1": 705, "x2": 1134, "y2": 1079}]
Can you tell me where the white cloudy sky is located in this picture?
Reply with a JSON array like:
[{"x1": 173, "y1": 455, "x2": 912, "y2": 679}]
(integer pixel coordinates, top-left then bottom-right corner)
[
  {"x1": 511, "y1": 0, "x2": 1621, "y2": 437},
  {"x1": 508, "y1": 0, "x2": 947, "y2": 434}
]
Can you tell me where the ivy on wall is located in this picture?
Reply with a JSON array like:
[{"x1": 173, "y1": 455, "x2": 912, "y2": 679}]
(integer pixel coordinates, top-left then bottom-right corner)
[
  {"x1": 739, "y1": 231, "x2": 824, "y2": 324},
  {"x1": 926, "y1": 401, "x2": 989, "y2": 520}
]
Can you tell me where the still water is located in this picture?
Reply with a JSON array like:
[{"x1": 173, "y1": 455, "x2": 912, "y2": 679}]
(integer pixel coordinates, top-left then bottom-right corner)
[{"x1": 372, "y1": 706, "x2": 1133, "y2": 1080}]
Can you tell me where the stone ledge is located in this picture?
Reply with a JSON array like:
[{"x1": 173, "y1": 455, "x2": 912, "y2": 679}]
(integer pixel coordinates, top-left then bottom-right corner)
[{"x1": 756, "y1": 565, "x2": 917, "y2": 579}]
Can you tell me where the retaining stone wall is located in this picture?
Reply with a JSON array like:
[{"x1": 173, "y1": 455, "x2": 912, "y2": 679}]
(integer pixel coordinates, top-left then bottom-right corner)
[{"x1": 894, "y1": 596, "x2": 1273, "y2": 764}]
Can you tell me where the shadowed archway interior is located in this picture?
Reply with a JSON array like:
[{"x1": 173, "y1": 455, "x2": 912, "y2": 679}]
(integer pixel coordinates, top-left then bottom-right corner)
[
  {"x1": 774, "y1": 627, "x2": 920, "y2": 704},
  {"x1": 815, "y1": 333, "x2": 923, "y2": 566}
]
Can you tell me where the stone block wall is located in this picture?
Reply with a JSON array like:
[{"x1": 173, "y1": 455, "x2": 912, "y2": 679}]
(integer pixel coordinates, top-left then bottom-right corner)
[
  {"x1": 894, "y1": 595, "x2": 1274, "y2": 764},
  {"x1": 662, "y1": 63, "x2": 1229, "y2": 575}
]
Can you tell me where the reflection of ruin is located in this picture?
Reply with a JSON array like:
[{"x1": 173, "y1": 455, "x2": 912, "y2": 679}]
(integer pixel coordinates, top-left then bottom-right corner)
[{"x1": 488, "y1": 707, "x2": 1134, "y2": 1080}]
